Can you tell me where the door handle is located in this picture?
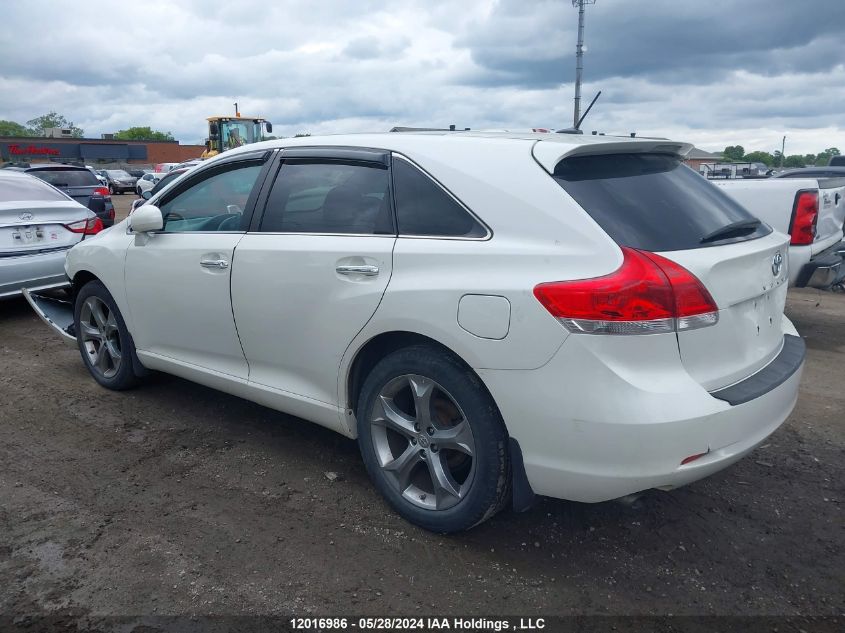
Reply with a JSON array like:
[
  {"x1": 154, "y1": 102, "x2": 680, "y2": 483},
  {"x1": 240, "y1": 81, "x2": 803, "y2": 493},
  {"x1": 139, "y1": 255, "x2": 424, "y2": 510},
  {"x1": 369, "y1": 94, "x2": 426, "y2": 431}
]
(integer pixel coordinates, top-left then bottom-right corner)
[
  {"x1": 336, "y1": 264, "x2": 379, "y2": 276},
  {"x1": 200, "y1": 259, "x2": 229, "y2": 270}
]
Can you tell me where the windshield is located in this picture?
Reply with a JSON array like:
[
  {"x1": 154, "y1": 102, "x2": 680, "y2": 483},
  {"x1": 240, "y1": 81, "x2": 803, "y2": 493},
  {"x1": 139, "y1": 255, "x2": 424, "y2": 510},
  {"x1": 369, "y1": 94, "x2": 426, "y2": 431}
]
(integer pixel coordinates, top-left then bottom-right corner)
[
  {"x1": 106, "y1": 170, "x2": 131, "y2": 178},
  {"x1": 220, "y1": 120, "x2": 260, "y2": 150}
]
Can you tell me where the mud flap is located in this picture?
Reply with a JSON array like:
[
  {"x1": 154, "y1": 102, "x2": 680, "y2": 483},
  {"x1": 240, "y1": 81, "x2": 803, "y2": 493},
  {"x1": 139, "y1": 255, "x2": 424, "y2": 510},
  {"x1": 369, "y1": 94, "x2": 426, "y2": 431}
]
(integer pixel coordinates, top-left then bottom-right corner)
[
  {"x1": 22, "y1": 288, "x2": 77, "y2": 348},
  {"x1": 509, "y1": 437, "x2": 536, "y2": 512}
]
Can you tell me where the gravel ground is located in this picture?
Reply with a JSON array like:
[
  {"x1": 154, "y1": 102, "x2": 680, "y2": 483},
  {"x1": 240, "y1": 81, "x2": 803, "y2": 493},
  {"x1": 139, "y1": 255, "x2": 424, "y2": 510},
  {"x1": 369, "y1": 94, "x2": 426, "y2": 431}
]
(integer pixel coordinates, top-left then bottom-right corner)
[{"x1": 0, "y1": 202, "x2": 842, "y2": 627}]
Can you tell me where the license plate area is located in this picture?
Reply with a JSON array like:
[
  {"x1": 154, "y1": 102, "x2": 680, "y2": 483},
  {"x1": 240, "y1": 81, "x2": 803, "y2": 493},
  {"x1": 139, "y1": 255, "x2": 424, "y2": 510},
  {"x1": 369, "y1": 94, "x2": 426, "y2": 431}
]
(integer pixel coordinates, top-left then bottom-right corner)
[{"x1": 6, "y1": 225, "x2": 61, "y2": 247}]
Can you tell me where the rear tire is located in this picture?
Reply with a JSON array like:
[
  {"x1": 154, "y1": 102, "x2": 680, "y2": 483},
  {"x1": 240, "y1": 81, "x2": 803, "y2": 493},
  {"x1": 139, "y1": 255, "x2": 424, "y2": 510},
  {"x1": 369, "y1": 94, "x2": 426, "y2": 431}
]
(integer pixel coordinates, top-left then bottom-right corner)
[
  {"x1": 74, "y1": 280, "x2": 142, "y2": 390},
  {"x1": 357, "y1": 345, "x2": 510, "y2": 532}
]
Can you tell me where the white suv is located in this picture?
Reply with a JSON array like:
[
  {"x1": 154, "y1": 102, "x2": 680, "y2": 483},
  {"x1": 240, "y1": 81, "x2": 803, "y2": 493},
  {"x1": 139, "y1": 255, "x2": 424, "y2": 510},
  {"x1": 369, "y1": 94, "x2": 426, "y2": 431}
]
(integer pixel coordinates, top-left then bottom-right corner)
[{"x1": 28, "y1": 132, "x2": 804, "y2": 532}]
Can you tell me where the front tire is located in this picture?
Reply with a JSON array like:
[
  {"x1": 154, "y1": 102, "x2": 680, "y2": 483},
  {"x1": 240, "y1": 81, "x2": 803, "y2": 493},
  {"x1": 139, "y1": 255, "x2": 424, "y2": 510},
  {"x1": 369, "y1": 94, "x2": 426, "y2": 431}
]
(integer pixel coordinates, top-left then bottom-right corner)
[
  {"x1": 357, "y1": 345, "x2": 510, "y2": 532},
  {"x1": 74, "y1": 280, "x2": 142, "y2": 390}
]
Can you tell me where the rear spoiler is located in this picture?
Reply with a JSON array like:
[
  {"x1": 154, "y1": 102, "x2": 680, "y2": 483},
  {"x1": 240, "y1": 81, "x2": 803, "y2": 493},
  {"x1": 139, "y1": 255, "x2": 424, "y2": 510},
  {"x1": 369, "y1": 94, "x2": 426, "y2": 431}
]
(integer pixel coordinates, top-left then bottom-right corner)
[{"x1": 532, "y1": 139, "x2": 694, "y2": 174}]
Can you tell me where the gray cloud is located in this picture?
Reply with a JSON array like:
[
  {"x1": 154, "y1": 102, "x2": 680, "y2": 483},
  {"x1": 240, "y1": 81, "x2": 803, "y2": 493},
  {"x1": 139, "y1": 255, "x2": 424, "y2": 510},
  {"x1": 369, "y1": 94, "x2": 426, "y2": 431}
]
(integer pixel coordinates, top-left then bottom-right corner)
[{"x1": 0, "y1": 0, "x2": 842, "y2": 154}]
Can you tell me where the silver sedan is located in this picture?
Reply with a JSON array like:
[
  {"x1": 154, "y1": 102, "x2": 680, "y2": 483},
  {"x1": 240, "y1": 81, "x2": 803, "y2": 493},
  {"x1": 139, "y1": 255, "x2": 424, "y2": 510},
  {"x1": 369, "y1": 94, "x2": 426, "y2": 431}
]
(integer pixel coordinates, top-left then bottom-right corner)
[{"x1": 0, "y1": 170, "x2": 103, "y2": 299}]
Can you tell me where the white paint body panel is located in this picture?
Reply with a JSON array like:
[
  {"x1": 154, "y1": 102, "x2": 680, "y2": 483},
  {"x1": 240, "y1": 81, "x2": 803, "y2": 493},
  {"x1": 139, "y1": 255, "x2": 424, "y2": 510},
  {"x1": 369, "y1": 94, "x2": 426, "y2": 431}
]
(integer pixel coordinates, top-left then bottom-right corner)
[
  {"x1": 59, "y1": 132, "x2": 803, "y2": 505},
  {"x1": 125, "y1": 232, "x2": 248, "y2": 378},
  {"x1": 231, "y1": 233, "x2": 395, "y2": 409}
]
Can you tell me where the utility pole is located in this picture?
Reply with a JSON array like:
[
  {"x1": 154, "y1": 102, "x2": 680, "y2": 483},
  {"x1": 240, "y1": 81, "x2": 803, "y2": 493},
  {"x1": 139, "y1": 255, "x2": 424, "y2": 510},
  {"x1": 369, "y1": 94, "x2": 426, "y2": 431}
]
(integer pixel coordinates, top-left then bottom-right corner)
[
  {"x1": 572, "y1": 0, "x2": 596, "y2": 128},
  {"x1": 781, "y1": 135, "x2": 786, "y2": 168}
]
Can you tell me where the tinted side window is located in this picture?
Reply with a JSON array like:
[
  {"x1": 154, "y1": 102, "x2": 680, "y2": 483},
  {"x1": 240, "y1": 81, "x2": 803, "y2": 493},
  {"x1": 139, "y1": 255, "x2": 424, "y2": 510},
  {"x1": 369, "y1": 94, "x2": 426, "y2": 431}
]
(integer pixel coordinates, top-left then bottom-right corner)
[
  {"x1": 260, "y1": 161, "x2": 393, "y2": 235},
  {"x1": 553, "y1": 153, "x2": 772, "y2": 251},
  {"x1": 392, "y1": 157, "x2": 487, "y2": 238},
  {"x1": 159, "y1": 163, "x2": 262, "y2": 232}
]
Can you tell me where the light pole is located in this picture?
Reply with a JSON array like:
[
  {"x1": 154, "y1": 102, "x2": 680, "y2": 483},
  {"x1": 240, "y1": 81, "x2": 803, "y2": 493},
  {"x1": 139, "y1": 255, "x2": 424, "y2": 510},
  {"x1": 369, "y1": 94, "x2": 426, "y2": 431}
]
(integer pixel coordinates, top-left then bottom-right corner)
[{"x1": 572, "y1": 0, "x2": 596, "y2": 128}]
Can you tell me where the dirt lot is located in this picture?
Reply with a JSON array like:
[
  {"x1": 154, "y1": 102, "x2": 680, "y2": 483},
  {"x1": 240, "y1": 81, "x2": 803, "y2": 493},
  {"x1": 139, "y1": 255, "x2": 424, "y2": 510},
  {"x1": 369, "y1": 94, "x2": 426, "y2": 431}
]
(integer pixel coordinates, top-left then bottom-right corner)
[{"x1": 0, "y1": 209, "x2": 842, "y2": 626}]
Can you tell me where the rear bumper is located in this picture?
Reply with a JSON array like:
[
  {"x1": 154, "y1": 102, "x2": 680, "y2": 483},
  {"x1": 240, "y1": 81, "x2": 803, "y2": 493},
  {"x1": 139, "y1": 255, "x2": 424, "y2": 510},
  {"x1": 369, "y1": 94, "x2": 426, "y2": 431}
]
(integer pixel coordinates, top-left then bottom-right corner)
[
  {"x1": 795, "y1": 240, "x2": 845, "y2": 288},
  {"x1": 479, "y1": 327, "x2": 804, "y2": 503},
  {"x1": 0, "y1": 248, "x2": 71, "y2": 299}
]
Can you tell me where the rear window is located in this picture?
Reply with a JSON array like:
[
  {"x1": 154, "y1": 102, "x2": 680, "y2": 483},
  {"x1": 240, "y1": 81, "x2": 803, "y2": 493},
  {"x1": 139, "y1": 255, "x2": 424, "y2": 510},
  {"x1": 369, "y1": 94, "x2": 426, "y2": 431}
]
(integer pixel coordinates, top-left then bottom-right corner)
[
  {"x1": 0, "y1": 176, "x2": 70, "y2": 203},
  {"x1": 29, "y1": 168, "x2": 98, "y2": 188},
  {"x1": 552, "y1": 153, "x2": 771, "y2": 251}
]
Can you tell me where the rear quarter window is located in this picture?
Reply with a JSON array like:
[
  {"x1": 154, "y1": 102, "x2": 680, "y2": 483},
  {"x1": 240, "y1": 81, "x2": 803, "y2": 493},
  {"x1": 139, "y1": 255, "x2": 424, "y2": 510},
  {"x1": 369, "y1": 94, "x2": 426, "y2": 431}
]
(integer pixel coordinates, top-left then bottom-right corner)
[
  {"x1": 552, "y1": 153, "x2": 771, "y2": 251},
  {"x1": 392, "y1": 157, "x2": 488, "y2": 238}
]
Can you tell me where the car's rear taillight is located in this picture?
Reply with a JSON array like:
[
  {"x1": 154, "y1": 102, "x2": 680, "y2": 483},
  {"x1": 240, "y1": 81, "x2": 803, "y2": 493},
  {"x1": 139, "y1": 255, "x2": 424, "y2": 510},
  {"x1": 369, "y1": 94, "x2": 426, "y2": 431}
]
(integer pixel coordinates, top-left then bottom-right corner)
[
  {"x1": 533, "y1": 247, "x2": 719, "y2": 335},
  {"x1": 789, "y1": 190, "x2": 818, "y2": 246},
  {"x1": 65, "y1": 217, "x2": 104, "y2": 235},
  {"x1": 92, "y1": 186, "x2": 111, "y2": 198}
]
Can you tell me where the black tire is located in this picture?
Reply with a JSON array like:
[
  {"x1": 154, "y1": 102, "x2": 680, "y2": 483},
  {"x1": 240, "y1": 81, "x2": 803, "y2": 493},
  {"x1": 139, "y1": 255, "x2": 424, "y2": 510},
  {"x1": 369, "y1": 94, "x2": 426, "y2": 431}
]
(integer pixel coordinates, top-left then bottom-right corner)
[
  {"x1": 357, "y1": 344, "x2": 510, "y2": 533},
  {"x1": 74, "y1": 280, "x2": 142, "y2": 390}
]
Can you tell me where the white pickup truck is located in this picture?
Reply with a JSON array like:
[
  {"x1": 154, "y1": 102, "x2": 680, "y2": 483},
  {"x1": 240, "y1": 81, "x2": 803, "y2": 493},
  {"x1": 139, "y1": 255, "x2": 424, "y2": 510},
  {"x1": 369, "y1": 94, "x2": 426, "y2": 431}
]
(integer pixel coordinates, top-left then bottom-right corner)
[{"x1": 714, "y1": 177, "x2": 845, "y2": 288}]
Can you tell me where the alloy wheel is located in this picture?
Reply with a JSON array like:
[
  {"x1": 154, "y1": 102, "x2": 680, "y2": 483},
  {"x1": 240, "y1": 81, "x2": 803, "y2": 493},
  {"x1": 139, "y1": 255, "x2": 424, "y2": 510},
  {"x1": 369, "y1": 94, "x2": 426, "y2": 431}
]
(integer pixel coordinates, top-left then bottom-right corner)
[
  {"x1": 79, "y1": 296, "x2": 122, "y2": 379},
  {"x1": 369, "y1": 374, "x2": 476, "y2": 511}
]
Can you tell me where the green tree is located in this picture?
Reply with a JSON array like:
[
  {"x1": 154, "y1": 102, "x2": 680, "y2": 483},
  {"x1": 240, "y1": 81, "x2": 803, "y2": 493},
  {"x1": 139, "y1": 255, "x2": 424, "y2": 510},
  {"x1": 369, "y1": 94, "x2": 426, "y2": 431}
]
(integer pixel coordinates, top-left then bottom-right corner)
[
  {"x1": 0, "y1": 119, "x2": 33, "y2": 137},
  {"x1": 723, "y1": 145, "x2": 745, "y2": 161},
  {"x1": 784, "y1": 155, "x2": 806, "y2": 168},
  {"x1": 26, "y1": 111, "x2": 84, "y2": 137},
  {"x1": 113, "y1": 126, "x2": 175, "y2": 141},
  {"x1": 815, "y1": 147, "x2": 841, "y2": 166},
  {"x1": 743, "y1": 150, "x2": 774, "y2": 167}
]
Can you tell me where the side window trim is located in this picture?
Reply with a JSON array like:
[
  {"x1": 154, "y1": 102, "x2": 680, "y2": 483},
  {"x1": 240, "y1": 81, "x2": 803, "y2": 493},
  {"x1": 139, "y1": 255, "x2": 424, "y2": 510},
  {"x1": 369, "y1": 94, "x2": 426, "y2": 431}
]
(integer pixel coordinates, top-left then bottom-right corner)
[
  {"x1": 154, "y1": 151, "x2": 275, "y2": 234},
  {"x1": 249, "y1": 148, "x2": 397, "y2": 236},
  {"x1": 390, "y1": 153, "x2": 492, "y2": 241}
]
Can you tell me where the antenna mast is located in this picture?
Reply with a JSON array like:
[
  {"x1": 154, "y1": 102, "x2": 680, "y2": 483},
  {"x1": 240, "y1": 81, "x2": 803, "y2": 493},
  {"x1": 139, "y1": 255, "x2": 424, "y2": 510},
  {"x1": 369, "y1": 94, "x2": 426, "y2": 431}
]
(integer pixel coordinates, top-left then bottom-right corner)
[{"x1": 572, "y1": 0, "x2": 596, "y2": 128}]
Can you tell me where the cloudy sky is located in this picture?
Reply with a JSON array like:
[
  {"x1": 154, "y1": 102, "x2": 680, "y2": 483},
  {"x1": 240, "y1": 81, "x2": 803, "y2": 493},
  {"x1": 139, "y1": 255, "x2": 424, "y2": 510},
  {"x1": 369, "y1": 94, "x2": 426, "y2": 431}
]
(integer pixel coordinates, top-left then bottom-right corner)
[{"x1": 1, "y1": 0, "x2": 843, "y2": 154}]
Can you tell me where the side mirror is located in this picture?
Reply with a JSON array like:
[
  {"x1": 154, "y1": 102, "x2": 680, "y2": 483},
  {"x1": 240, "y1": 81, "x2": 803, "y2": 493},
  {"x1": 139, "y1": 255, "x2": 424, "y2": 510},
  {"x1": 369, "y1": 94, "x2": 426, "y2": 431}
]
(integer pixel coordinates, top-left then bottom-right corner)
[
  {"x1": 209, "y1": 122, "x2": 219, "y2": 137},
  {"x1": 129, "y1": 204, "x2": 163, "y2": 233},
  {"x1": 265, "y1": 122, "x2": 273, "y2": 134},
  {"x1": 142, "y1": 190, "x2": 152, "y2": 200}
]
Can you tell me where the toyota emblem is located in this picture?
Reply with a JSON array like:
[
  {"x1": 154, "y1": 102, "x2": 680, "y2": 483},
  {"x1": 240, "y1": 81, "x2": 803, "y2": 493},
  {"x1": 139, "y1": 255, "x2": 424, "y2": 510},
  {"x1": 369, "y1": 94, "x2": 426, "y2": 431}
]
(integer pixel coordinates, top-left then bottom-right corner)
[
  {"x1": 771, "y1": 252, "x2": 783, "y2": 276},
  {"x1": 19, "y1": 211, "x2": 33, "y2": 221}
]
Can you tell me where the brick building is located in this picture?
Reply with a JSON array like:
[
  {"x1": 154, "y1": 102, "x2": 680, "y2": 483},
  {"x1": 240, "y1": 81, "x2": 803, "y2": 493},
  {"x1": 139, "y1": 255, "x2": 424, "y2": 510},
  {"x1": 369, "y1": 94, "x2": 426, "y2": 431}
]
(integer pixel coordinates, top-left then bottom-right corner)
[
  {"x1": 0, "y1": 136, "x2": 205, "y2": 167},
  {"x1": 684, "y1": 147, "x2": 723, "y2": 171}
]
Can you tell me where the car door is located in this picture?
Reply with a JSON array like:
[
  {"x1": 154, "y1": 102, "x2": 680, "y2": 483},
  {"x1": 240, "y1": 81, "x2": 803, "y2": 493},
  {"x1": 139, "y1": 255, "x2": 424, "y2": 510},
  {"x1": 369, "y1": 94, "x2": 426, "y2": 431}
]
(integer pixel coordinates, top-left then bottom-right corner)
[
  {"x1": 231, "y1": 147, "x2": 396, "y2": 405},
  {"x1": 125, "y1": 151, "x2": 273, "y2": 378}
]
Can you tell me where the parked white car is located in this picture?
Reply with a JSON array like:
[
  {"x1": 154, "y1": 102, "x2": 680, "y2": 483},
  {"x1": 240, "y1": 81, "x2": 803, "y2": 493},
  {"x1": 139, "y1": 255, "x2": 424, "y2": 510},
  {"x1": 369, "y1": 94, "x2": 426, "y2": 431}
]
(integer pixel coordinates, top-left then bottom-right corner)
[
  {"x1": 25, "y1": 132, "x2": 804, "y2": 532},
  {"x1": 714, "y1": 177, "x2": 845, "y2": 288},
  {"x1": 135, "y1": 172, "x2": 167, "y2": 196}
]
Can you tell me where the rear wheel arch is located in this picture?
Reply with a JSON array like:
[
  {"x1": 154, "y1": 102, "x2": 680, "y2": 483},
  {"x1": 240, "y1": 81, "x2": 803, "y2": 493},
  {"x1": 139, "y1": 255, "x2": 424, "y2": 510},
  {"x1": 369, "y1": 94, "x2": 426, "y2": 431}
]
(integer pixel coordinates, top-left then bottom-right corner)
[{"x1": 345, "y1": 331, "x2": 502, "y2": 433}]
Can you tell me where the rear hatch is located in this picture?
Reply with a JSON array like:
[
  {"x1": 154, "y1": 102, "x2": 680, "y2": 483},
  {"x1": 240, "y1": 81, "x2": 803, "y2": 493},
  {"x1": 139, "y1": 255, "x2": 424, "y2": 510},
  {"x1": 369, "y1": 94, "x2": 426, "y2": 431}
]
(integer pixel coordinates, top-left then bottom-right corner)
[
  {"x1": 545, "y1": 149, "x2": 790, "y2": 391},
  {"x1": 28, "y1": 167, "x2": 100, "y2": 208},
  {"x1": 0, "y1": 200, "x2": 85, "y2": 257}
]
